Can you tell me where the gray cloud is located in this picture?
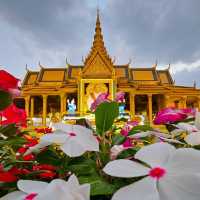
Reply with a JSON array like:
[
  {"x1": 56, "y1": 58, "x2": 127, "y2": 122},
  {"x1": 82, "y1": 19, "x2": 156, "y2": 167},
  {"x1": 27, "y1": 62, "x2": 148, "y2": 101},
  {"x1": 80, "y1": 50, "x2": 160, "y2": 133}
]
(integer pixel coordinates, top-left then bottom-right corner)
[
  {"x1": 0, "y1": 0, "x2": 200, "y2": 86},
  {"x1": 173, "y1": 67, "x2": 200, "y2": 87}
]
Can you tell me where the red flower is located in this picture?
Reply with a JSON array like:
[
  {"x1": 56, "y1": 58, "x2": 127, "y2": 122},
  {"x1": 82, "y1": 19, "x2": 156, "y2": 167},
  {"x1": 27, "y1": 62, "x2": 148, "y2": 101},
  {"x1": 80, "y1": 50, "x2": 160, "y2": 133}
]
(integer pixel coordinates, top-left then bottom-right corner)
[
  {"x1": 23, "y1": 154, "x2": 35, "y2": 161},
  {"x1": 26, "y1": 138, "x2": 38, "y2": 147},
  {"x1": 0, "y1": 171, "x2": 17, "y2": 182},
  {"x1": 17, "y1": 147, "x2": 28, "y2": 154},
  {"x1": 0, "y1": 104, "x2": 27, "y2": 127},
  {"x1": 32, "y1": 164, "x2": 57, "y2": 179},
  {"x1": 35, "y1": 127, "x2": 53, "y2": 134},
  {"x1": 33, "y1": 164, "x2": 56, "y2": 171},
  {"x1": 9, "y1": 167, "x2": 31, "y2": 175},
  {"x1": 39, "y1": 171, "x2": 56, "y2": 179},
  {"x1": 0, "y1": 70, "x2": 19, "y2": 91}
]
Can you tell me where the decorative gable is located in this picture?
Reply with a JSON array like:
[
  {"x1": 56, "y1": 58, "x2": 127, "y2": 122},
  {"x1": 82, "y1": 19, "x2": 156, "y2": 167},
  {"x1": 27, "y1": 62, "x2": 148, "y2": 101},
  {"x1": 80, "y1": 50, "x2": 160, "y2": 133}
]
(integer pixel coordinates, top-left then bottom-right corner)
[{"x1": 83, "y1": 53, "x2": 112, "y2": 78}]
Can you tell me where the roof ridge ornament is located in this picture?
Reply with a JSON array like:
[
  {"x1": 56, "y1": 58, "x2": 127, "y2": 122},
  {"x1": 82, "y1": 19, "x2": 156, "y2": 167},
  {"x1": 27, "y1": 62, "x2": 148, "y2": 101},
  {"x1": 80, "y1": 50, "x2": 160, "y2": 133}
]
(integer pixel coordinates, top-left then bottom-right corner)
[
  {"x1": 82, "y1": 56, "x2": 85, "y2": 63},
  {"x1": 66, "y1": 57, "x2": 69, "y2": 68},
  {"x1": 167, "y1": 63, "x2": 171, "y2": 70},
  {"x1": 38, "y1": 61, "x2": 44, "y2": 69},
  {"x1": 152, "y1": 59, "x2": 157, "y2": 68},
  {"x1": 128, "y1": 58, "x2": 132, "y2": 65},
  {"x1": 25, "y1": 64, "x2": 29, "y2": 72},
  {"x1": 112, "y1": 56, "x2": 116, "y2": 64},
  {"x1": 194, "y1": 80, "x2": 197, "y2": 88}
]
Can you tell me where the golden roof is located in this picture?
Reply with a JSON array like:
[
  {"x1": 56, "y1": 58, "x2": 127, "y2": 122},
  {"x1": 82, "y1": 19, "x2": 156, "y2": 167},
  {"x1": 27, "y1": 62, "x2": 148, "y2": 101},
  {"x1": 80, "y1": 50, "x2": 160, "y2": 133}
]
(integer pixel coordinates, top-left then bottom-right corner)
[
  {"x1": 38, "y1": 68, "x2": 67, "y2": 82},
  {"x1": 21, "y1": 11, "x2": 190, "y2": 90}
]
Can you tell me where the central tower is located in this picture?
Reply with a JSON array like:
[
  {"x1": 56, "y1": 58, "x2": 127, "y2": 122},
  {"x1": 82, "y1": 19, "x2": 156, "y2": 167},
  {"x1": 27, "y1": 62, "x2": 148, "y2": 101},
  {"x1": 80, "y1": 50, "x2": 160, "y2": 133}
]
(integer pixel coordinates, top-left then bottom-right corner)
[{"x1": 79, "y1": 10, "x2": 115, "y2": 114}]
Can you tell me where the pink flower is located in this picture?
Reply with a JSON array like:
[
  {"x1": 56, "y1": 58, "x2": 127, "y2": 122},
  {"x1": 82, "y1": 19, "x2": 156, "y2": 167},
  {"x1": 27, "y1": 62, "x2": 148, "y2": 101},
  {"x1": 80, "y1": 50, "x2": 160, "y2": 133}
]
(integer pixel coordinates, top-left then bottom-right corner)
[
  {"x1": 90, "y1": 93, "x2": 110, "y2": 111},
  {"x1": 153, "y1": 107, "x2": 192, "y2": 125},
  {"x1": 127, "y1": 120, "x2": 139, "y2": 126},
  {"x1": 115, "y1": 91, "x2": 125, "y2": 103},
  {"x1": 8, "y1": 88, "x2": 21, "y2": 97}
]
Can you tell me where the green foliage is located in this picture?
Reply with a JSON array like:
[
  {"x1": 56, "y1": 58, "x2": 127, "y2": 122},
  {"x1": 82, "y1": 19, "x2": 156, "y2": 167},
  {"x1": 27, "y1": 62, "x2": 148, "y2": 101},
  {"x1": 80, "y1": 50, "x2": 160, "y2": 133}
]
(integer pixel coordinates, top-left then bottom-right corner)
[
  {"x1": 0, "y1": 90, "x2": 12, "y2": 111},
  {"x1": 79, "y1": 176, "x2": 116, "y2": 196},
  {"x1": 0, "y1": 137, "x2": 26, "y2": 147},
  {"x1": 36, "y1": 149, "x2": 62, "y2": 166},
  {"x1": 117, "y1": 148, "x2": 139, "y2": 159},
  {"x1": 95, "y1": 102, "x2": 119, "y2": 135},
  {"x1": 112, "y1": 134, "x2": 126, "y2": 145},
  {"x1": 128, "y1": 125, "x2": 153, "y2": 136},
  {"x1": 68, "y1": 158, "x2": 96, "y2": 176},
  {"x1": 0, "y1": 124, "x2": 18, "y2": 138}
]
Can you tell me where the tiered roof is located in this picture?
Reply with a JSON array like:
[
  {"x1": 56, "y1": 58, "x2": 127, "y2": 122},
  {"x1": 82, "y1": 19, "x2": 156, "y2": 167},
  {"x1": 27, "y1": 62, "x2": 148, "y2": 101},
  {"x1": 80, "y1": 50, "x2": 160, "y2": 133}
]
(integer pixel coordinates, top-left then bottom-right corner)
[{"x1": 22, "y1": 11, "x2": 187, "y2": 89}]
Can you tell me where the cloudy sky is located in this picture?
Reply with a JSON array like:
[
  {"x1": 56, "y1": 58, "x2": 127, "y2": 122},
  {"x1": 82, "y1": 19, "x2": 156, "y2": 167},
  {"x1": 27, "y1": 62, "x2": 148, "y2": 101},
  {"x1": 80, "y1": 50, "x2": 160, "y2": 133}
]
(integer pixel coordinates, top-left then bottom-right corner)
[{"x1": 0, "y1": 0, "x2": 200, "y2": 87}]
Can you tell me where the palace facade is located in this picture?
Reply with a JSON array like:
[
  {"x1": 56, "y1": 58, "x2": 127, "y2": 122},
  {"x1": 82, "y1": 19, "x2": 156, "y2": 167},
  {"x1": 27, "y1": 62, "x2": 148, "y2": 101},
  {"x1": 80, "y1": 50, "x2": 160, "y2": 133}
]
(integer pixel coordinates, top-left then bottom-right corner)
[{"x1": 16, "y1": 11, "x2": 200, "y2": 126}]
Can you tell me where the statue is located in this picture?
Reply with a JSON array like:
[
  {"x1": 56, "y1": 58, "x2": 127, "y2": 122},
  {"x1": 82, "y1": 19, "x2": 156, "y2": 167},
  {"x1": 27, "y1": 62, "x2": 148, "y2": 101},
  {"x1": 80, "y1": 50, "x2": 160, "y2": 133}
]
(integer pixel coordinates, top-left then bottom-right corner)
[
  {"x1": 119, "y1": 104, "x2": 126, "y2": 116},
  {"x1": 67, "y1": 98, "x2": 76, "y2": 114}
]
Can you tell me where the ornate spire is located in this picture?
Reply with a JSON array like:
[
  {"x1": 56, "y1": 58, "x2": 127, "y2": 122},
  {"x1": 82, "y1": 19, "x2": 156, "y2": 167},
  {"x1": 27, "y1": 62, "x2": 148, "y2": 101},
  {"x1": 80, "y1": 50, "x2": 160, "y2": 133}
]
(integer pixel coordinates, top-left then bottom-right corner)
[
  {"x1": 92, "y1": 9, "x2": 104, "y2": 50},
  {"x1": 84, "y1": 9, "x2": 113, "y2": 66}
]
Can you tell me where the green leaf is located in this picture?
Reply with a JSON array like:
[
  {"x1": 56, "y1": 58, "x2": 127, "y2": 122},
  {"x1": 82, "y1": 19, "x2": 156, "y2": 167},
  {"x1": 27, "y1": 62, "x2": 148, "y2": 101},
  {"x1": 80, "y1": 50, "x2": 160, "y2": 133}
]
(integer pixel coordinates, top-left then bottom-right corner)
[
  {"x1": 36, "y1": 149, "x2": 61, "y2": 166},
  {"x1": 68, "y1": 159, "x2": 96, "y2": 176},
  {"x1": 0, "y1": 90, "x2": 12, "y2": 111},
  {"x1": 0, "y1": 137, "x2": 26, "y2": 147},
  {"x1": 117, "y1": 148, "x2": 139, "y2": 159},
  {"x1": 128, "y1": 125, "x2": 153, "y2": 136},
  {"x1": 112, "y1": 135, "x2": 126, "y2": 145},
  {"x1": 79, "y1": 176, "x2": 116, "y2": 196},
  {"x1": 95, "y1": 102, "x2": 119, "y2": 135}
]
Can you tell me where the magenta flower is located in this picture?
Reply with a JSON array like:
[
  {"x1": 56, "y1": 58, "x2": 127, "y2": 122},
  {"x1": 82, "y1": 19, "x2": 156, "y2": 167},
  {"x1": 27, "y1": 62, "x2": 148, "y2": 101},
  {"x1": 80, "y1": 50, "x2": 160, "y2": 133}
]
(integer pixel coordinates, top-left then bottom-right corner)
[
  {"x1": 180, "y1": 108, "x2": 196, "y2": 117},
  {"x1": 90, "y1": 93, "x2": 110, "y2": 112},
  {"x1": 154, "y1": 107, "x2": 194, "y2": 125},
  {"x1": 115, "y1": 91, "x2": 125, "y2": 103},
  {"x1": 122, "y1": 138, "x2": 133, "y2": 148},
  {"x1": 120, "y1": 124, "x2": 131, "y2": 136}
]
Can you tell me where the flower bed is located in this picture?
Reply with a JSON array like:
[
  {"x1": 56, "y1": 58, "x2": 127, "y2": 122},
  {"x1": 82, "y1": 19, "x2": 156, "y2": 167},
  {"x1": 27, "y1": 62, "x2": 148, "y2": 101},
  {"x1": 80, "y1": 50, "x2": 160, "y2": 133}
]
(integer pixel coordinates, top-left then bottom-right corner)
[{"x1": 1, "y1": 70, "x2": 200, "y2": 200}]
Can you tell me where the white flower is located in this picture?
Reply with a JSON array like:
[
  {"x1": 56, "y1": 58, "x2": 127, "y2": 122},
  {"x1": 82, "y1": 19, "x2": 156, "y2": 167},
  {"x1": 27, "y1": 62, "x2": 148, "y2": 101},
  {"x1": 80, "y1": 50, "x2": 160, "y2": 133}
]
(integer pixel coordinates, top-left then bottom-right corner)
[
  {"x1": 25, "y1": 123, "x2": 99, "y2": 157},
  {"x1": 129, "y1": 130, "x2": 183, "y2": 144},
  {"x1": 185, "y1": 132, "x2": 200, "y2": 146},
  {"x1": 176, "y1": 112, "x2": 200, "y2": 133},
  {"x1": 103, "y1": 143, "x2": 200, "y2": 200},
  {"x1": 129, "y1": 130, "x2": 171, "y2": 139},
  {"x1": 0, "y1": 175, "x2": 90, "y2": 200}
]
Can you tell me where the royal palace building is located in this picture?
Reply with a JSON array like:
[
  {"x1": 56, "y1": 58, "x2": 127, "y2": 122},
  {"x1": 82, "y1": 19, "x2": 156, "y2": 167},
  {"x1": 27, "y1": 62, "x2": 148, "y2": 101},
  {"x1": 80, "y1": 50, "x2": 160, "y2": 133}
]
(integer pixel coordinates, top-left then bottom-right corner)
[{"x1": 16, "y1": 11, "x2": 200, "y2": 126}]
